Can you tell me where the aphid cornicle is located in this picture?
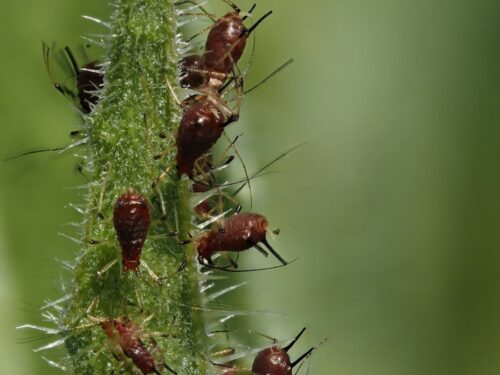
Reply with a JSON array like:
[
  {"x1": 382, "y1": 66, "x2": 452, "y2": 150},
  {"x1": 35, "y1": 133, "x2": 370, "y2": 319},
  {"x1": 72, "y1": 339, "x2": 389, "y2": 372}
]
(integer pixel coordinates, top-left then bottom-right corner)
[
  {"x1": 196, "y1": 212, "x2": 288, "y2": 266},
  {"x1": 176, "y1": 97, "x2": 238, "y2": 177},
  {"x1": 113, "y1": 190, "x2": 151, "y2": 273},
  {"x1": 100, "y1": 317, "x2": 177, "y2": 375}
]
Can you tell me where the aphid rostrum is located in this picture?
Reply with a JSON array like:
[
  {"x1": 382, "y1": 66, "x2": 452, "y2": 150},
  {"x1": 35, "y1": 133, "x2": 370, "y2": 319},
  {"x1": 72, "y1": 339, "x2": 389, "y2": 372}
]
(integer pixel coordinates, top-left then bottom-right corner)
[
  {"x1": 42, "y1": 42, "x2": 103, "y2": 113},
  {"x1": 196, "y1": 212, "x2": 287, "y2": 266}
]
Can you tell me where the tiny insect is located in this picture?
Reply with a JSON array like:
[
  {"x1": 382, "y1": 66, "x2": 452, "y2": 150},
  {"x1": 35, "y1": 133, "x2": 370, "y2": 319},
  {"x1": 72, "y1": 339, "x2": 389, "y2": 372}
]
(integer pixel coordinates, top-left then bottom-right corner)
[
  {"x1": 113, "y1": 190, "x2": 152, "y2": 273},
  {"x1": 99, "y1": 316, "x2": 177, "y2": 375},
  {"x1": 176, "y1": 96, "x2": 238, "y2": 177},
  {"x1": 196, "y1": 212, "x2": 287, "y2": 267},
  {"x1": 180, "y1": 1, "x2": 272, "y2": 91},
  {"x1": 97, "y1": 189, "x2": 161, "y2": 286},
  {"x1": 43, "y1": 42, "x2": 104, "y2": 113},
  {"x1": 251, "y1": 328, "x2": 326, "y2": 375}
]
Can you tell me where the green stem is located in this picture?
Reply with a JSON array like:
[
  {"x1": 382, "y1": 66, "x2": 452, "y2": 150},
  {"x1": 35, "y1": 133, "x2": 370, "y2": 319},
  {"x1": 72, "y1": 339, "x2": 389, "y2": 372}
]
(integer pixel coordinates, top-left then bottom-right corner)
[{"x1": 60, "y1": 0, "x2": 208, "y2": 373}]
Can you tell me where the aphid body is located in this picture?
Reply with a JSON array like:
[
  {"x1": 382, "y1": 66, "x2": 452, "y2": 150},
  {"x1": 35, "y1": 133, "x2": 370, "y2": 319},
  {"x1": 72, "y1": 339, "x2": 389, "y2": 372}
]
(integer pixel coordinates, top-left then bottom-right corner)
[
  {"x1": 251, "y1": 328, "x2": 321, "y2": 375},
  {"x1": 197, "y1": 212, "x2": 287, "y2": 266},
  {"x1": 113, "y1": 191, "x2": 151, "y2": 273},
  {"x1": 181, "y1": 8, "x2": 272, "y2": 90},
  {"x1": 176, "y1": 97, "x2": 237, "y2": 177},
  {"x1": 75, "y1": 61, "x2": 103, "y2": 113},
  {"x1": 100, "y1": 317, "x2": 164, "y2": 375}
]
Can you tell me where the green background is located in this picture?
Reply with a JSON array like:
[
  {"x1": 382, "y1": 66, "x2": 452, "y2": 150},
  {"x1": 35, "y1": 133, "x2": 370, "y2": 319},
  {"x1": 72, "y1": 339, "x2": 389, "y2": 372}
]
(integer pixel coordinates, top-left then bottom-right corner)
[{"x1": 1, "y1": 0, "x2": 500, "y2": 374}]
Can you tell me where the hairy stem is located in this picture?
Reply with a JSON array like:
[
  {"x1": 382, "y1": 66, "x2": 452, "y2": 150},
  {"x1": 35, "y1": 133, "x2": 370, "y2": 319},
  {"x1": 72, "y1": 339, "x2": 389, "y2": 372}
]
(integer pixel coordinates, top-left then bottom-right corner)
[{"x1": 61, "y1": 0, "x2": 208, "y2": 373}]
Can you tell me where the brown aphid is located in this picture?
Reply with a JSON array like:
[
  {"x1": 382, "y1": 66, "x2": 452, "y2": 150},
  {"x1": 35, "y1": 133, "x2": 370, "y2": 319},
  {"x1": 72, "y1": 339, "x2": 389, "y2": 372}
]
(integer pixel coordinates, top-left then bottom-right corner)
[
  {"x1": 196, "y1": 212, "x2": 287, "y2": 266},
  {"x1": 100, "y1": 317, "x2": 177, "y2": 375},
  {"x1": 176, "y1": 98, "x2": 237, "y2": 177},
  {"x1": 203, "y1": 9, "x2": 272, "y2": 84},
  {"x1": 251, "y1": 328, "x2": 319, "y2": 375},
  {"x1": 43, "y1": 43, "x2": 103, "y2": 114},
  {"x1": 113, "y1": 190, "x2": 151, "y2": 273}
]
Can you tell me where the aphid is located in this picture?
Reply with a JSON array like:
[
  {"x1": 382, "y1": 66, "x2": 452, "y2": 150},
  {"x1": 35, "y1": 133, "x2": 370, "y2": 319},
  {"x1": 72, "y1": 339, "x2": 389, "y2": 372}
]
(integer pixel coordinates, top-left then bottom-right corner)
[
  {"x1": 196, "y1": 212, "x2": 287, "y2": 266},
  {"x1": 113, "y1": 190, "x2": 151, "y2": 273},
  {"x1": 251, "y1": 328, "x2": 325, "y2": 375},
  {"x1": 180, "y1": 1, "x2": 272, "y2": 91},
  {"x1": 43, "y1": 42, "x2": 104, "y2": 113},
  {"x1": 99, "y1": 317, "x2": 177, "y2": 375},
  {"x1": 176, "y1": 97, "x2": 238, "y2": 177}
]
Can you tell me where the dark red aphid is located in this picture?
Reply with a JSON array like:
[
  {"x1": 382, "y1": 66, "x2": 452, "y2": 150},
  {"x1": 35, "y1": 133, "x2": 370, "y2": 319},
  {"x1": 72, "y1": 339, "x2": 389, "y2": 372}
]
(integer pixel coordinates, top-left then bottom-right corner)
[
  {"x1": 196, "y1": 212, "x2": 287, "y2": 266},
  {"x1": 113, "y1": 190, "x2": 151, "y2": 273},
  {"x1": 251, "y1": 328, "x2": 318, "y2": 375},
  {"x1": 176, "y1": 97, "x2": 238, "y2": 177},
  {"x1": 180, "y1": 3, "x2": 272, "y2": 90},
  {"x1": 43, "y1": 43, "x2": 104, "y2": 113},
  {"x1": 100, "y1": 317, "x2": 177, "y2": 375}
]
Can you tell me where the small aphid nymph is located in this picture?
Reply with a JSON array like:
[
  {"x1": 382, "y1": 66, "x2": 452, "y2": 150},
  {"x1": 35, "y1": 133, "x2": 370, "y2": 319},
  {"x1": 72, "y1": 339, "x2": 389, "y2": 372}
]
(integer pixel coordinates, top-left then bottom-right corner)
[
  {"x1": 196, "y1": 212, "x2": 287, "y2": 266},
  {"x1": 100, "y1": 317, "x2": 177, "y2": 375},
  {"x1": 113, "y1": 190, "x2": 151, "y2": 273}
]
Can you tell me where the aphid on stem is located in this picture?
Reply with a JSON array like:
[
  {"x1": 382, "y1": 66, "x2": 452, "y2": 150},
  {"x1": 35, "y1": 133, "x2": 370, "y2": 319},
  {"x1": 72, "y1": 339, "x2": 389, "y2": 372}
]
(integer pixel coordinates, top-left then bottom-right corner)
[
  {"x1": 197, "y1": 212, "x2": 288, "y2": 267},
  {"x1": 42, "y1": 42, "x2": 103, "y2": 114},
  {"x1": 213, "y1": 328, "x2": 326, "y2": 375},
  {"x1": 97, "y1": 189, "x2": 162, "y2": 287}
]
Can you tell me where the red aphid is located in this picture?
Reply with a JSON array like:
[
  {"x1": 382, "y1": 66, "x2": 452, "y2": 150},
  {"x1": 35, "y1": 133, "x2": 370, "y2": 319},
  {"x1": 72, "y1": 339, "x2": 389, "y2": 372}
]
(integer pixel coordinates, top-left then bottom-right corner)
[
  {"x1": 203, "y1": 10, "x2": 272, "y2": 83},
  {"x1": 176, "y1": 98, "x2": 237, "y2": 177},
  {"x1": 113, "y1": 190, "x2": 151, "y2": 273},
  {"x1": 251, "y1": 328, "x2": 318, "y2": 375},
  {"x1": 180, "y1": 6, "x2": 272, "y2": 91},
  {"x1": 100, "y1": 317, "x2": 176, "y2": 375},
  {"x1": 196, "y1": 212, "x2": 287, "y2": 266}
]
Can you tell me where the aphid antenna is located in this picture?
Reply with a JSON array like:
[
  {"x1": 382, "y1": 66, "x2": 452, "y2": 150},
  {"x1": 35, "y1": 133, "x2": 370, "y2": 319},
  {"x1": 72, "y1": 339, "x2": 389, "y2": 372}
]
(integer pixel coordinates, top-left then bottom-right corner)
[
  {"x1": 260, "y1": 237, "x2": 288, "y2": 266},
  {"x1": 201, "y1": 258, "x2": 297, "y2": 273},
  {"x1": 244, "y1": 58, "x2": 295, "y2": 96},
  {"x1": 232, "y1": 142, "x2": 308, "y2": 196},
  {"x1": 64, "y1": 46, "x2": 80, "y2": 76},
  {"x1": 290, "y1": 337, "x2": 328, "y2": 371},
  {"x1": 1, "y1": 146, "x2": 67, "y2": 163},
  {"x1": 220, "y1": 0, "x2": 241, "y2": 13}
]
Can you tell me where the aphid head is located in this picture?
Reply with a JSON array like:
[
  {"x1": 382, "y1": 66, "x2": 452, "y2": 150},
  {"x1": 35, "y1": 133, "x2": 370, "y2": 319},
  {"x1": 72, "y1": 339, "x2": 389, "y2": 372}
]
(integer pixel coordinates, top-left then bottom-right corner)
[
  {"x1": 196, "y1": 235, "x2": 214, "y2": 265},
  {"x1": 180, "y1": 54, "x2": 208, "y2": 89}
]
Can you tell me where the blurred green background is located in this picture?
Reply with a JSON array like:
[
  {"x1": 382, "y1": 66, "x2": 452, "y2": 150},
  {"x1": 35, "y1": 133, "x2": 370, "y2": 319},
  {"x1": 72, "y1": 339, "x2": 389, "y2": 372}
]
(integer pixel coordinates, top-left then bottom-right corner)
[{"x1": 1, "y1": 0, "x2": 500, "y2": 374}]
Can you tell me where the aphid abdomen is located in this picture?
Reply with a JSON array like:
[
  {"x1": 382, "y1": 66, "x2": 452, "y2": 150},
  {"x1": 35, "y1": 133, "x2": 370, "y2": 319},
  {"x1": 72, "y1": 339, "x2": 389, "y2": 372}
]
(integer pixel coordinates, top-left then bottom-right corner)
[
  {"x1": 252, "y1": 347, "x2": 292, "y2": 375},
  {"x1": 180, "y1": 54, "x2": 208, "y2": 89},
  {"x1": 197, "y1": 213, "x2": 268, "y2": 264},
  {"x1": 113, "y1": 191, "x2": 151, "y2": 273},
  {"x1": 77, "y1": 62, "x2": 103, "y2": 113},
  {"x1": 204, "y1": 12, "x2": 247, "y2": 76},
  {"x1": 176, "y1": 99, "x2": 227, "y2": 177}
]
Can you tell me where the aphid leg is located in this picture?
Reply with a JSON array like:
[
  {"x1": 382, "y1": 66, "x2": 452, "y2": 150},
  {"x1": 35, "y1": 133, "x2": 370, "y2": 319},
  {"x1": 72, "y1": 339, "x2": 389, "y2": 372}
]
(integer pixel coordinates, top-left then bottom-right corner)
[
  {"x1": 132, "y1": 278, "x2": 143, "y2": 310},
  {"x1": 141, "y1": 260, "x2": 162, "y2": 286},
  {"x1": 42, "y1": 42, "x2": 78, "y2": 103},
  {"x1": 97, "y1": 258, "x2": 119, "y2": 278},
  {"x1": 165, "y1": 77, "x2": 182, "y2": 107},
  {"x1": 64, "y1": 46, "x2": 80, "y2": 76},
  {"x1": 253, "y1": 244, "x2": 269, "y2": 258}
]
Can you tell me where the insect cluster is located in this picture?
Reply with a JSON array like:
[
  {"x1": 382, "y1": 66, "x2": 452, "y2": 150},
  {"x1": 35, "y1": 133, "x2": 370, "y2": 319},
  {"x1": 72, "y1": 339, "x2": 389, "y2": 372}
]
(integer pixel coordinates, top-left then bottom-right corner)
[{"x1": 17, "y1": 1, "x2": 326, "y2": 374}]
